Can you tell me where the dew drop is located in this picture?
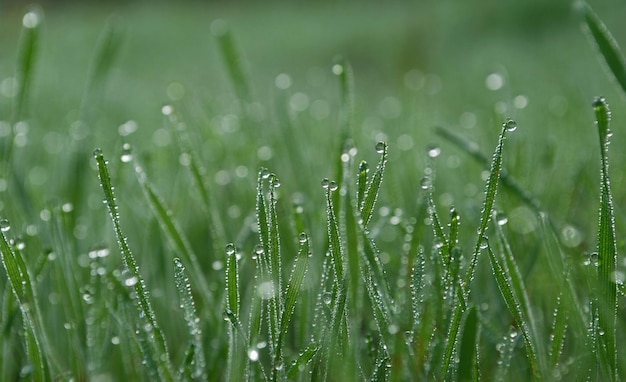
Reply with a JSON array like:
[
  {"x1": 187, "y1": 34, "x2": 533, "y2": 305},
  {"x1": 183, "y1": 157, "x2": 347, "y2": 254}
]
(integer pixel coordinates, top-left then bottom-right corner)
[
  {"x1": 427, "y1": 145, "x2": 441, "y2": 158},
  {"x1": 124, "y1": 275, "x2": 139, "y2": 287},
  {"x1": 433, "y1": 238, "x2": 444, "y2": 249},
  {"x1": 298, "y1": 232, "x2": 308, "y2": 243},
  {"x1": 161, "y1": 104, "x2": 174, "y2": 116},
  {"x1": 270, "y1": 176, "x2": 281, "y2": 188},
  {"x1": 254, "y1": 244, "x2": 264, "y2": 256},
  {"x1": 120, "y1": 143, "x2": 133, "y2": 163},
  {"x1": 321, "y1": 178, "x2": 330, "y2": 189},
  {"x1": 260, "y1": 168, "x2": 271, "y2": 179},
  {"x1": 359, "y1": 160, "x2": 369, "y2": 174},
  {"x1": 420, "y1": 176, "x2": 432, "y2": 190},
  {"x1": 590, "y1": 252, "x2": 599, "y2": 267},
  {"x1": 504, "y1": 118, "x2": 517, "y2": 132},
  {"x1": 248, "y1": 348, "x2": 259, "y2": 362},
  {"x1": 322, "y1": 292, "x2": 332, "y2": 305},
  {"x1": 495, "y1": 211, "x2": 508, "y2": 226},
  {"x1": 328, "y1": 181, "x2": 338, "y2": 192},
  {"x1": 0, "y1": 219, "x2": 10, "y2": 232},
  {"x1": 332, "y1": 64, "x2": 344, "y2": 75},
  {"x1": 225, "y1": 243, "x2": 236, "y2": 256},
  {"x1": 375, "y1": 141, "x2": 386, "y2": 154},
  {"x1": 93, "y1": 148, "x2": 103, "y2": 159},
  {"x1": 479, "y1": 236, "x2": 489, "y2": 249}
]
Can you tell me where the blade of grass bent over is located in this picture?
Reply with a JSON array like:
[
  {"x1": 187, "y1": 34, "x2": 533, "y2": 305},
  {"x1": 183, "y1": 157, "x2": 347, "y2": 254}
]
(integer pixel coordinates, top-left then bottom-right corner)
[
  {"x1": 592, "y1": 96, "x2": 618, "y2": 380},
  {"x1": 580, "y1": 2, "x2": 626, "y2": 97},
  {"x1": 93, "y1": 149, "x2": 174, "y2": 381}
]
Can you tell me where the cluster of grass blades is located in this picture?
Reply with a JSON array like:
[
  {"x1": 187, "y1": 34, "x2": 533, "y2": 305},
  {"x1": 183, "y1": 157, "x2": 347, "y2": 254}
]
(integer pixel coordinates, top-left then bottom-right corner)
[{"x1": 1, "y1": 1, "x2": 626, "y2": 380}]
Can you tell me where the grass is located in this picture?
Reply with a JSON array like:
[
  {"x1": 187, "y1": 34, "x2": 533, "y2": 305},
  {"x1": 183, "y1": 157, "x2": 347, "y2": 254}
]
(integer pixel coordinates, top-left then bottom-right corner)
[{"x1": 2, "y1": 0, "x2": 626, "y2": 380}]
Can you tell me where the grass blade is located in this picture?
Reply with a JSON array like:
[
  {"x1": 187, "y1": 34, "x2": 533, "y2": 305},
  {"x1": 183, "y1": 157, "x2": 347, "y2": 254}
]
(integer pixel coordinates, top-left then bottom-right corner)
[
  {"x1": 274, "y1": 233, "x2": 311, "y2": 379},
  {"x1": 549, "y1": 293, "x2": 567, "y2": 370},
  {"x1": 360, "y1": 142, "x2": 388, "y2": 228},
  {"x1": 0, "y1": 224, "x2": 51, "y2": 382},
  {"x1": 485, "y1": 236, "x2": 541, "y2": 378},
  {"x1": 173, "y1": 258, "x2": 206, "y2": 381},
  {"x1": 93, "y1": 148, "x2": 174, "y2": 381},
  {"x1": 287, "y1": 342, "x2": 318, "y2": 378},
  {"x1": 212, "y1": 20, "x2": 252, "y2": 103},
  {"x1": 580, "y1": 2, "x2": 626, "y2": 96},
  {"x1": 458, "y1": 306, "x2": 479, "y2": 382},
  {"x1": 12, "y1": 7, "x2": 42, "y2": 124},
  {"x1": 442, "y1": 119, "x2": 513, "y2": 378},
  {"x1": 133, "y1": 158, "x2": 216, "y2": 319},
  {"x1": 592, "y1": 96, "x2": 618, "y2": 380}
]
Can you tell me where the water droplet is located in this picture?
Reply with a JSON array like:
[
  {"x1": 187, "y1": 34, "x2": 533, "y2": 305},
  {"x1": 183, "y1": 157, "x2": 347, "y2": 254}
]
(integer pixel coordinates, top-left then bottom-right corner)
[
  {"x1": 93, "y1": 148, "x2": 103, "y2": 159},
  {"x1": 495, "y1": 211, "x2": 508, "y2": 225},
  {"x1": 590, "y1": 252, "x2": 599, "y2": 267},
  {"x1": 225, "y1": 243, "x2": 236, "y2": 256},
  {"x1": 375, "y1": 141, "x2": 386, "y2": 154},
  {"x1": 0, "y1": 219, "x2": 10, "y2": 232},
  {"x1": 420, "y1": 176, "x2": 432, "y2": 190},
  {"x1": 332, "y1": 64, "x2": 344, "y2": 75},
  {"x1": 427, "y1": 145, "x2": 441, "y2": 158},
  {"x1": 161, "y1": 104, "x2": 174, "y2": 116},
  {"x1": 124, "y1": 275, "x2": 139, "y2": 287},
  {"x1": 479, "y1": 236, "x2": 489, "y2": 249},
  {"x1": 298, "y1": 232, "x2": 308, "y2": 243},
  {"x1": 592, "y1": 96, "x2": 606, "y2": 109},
  {"x1": 322, "y1": 292, "x2": 332, "y2": 305},
  {"x1": 359, "y1": 160, "x2": 369, "y2": 174},
  {"x1": 254, "y1": 244, "x2": 264, "y2": 256},
  {"x1": 22, "y1": 11, "x2": 40, "y2": 29},
  {"x1": 248, "y1": 348, "x2": 260, "y2": 362},
  {"x1": 270, "y1": 175, "x2": 281, "y2": 188},
  {"x1": 260, "y1": 168, "x2": 271, "y2": 179},
  {"x1": 328, "y1": 181, "x2": 338, "y2": 192},
  {"x1": 504, "y1": 118, "x2": 517, "y2": 132},
  {"x1": 433, "y1": 238, "x2": 444, "y2": 249},
  {"x1": 321, "y1": 178, "x2": 330, "y2": 189},
  {"x1": 121, "y1": 143, "x2": 133, "y2": 163}
]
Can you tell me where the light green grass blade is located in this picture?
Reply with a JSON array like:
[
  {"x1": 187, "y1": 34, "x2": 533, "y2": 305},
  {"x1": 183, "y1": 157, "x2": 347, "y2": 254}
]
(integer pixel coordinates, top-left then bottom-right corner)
[
  {"x1": 133, "y1": 158, "x2": 216, "y2": 319},
  {"x1": 580, "y1": 2, "x2": 626, "y2": 96},
  {"x1": 0, "y1": 225, "x2": 51, "y2": 382},
  {"x1": 336, "y1": 57, "x2": 355, "y2": 138},
  {"x1": 458, "y1": 306, "x2": 479, "y2": 382},
  {"x1": 287, "y1": 342, "x2": 318, "y2": 378},
  {"x1": 324, "y1": 179, "x2": 344, "y2": 282},
  {"x1": 81, "y1": 15, "x2": 124, "y2": 119},
  {"x1": 93, "y1": 149, "x2": 174, "y2": 381},
  {"x1": 549, "y1": 293, "x2": 567, "y2": 370},
  {"x1": 442, "y1": 119, "x2": 512, "y2": 378},
  {"x1": 274, "y1": 233, "x2": 311, "y2": 380},
  {"x1": 360, "y1": 142, "x2": 388, "y2": 228},
  {"x1": 485, "y1": 236, "x2": 540, "y2": 379},
  {"x1": 435, "y1": 126, "x2": 541, "y2": 214},
  {"x1": 592, "y1": 96, "x2": 618, "y2": 380},
  {"x1": 225, "y1": 243, "x2": 240, "y2": 318},
  {"x1": 12, "y1": 7, "x2": 42, "y2": 124},
  {"x1": 173, "y1": 258, "x2": 206, "y2": 381},
  {"x1": 357, "y1": 160, "x2": 369, "y2": 210},
  {"x1": 212, "y1": 21, "x2": 252, "y2": 103}
]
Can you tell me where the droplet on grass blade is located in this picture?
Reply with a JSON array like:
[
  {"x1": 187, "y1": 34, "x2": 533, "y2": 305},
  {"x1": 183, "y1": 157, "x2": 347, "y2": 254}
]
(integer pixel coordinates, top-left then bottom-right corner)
[
  {"x1": 375, "y1": 141, "x2": 386, "y2": 154},
  {"x1": 427, "y1": 145, "x2": 441, "y2": 158},
  {"x1": 504, "y1": 118, "x2": 517, "y2": 132},
  {"x1": 321, "y1": 178, "x2": 330, "y2": 189},
  {"x1": 420, "y1": 176, "x2": 432, "y2": 190},
  {"x1": 121, "y1": 143, "x2": 133, "y2": 163},
  {"x1": 0, "y1": 219, "x2": 10, "y2": 232},
  {"x1": 225, "y1": 243, "x2": 236, "y2": 256}
]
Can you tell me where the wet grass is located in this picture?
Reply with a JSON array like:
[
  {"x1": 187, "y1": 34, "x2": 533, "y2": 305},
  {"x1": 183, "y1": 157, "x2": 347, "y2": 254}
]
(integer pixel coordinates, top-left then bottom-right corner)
[{"x1": 2, "y1": 1, "x2": 626, "y2": 380}]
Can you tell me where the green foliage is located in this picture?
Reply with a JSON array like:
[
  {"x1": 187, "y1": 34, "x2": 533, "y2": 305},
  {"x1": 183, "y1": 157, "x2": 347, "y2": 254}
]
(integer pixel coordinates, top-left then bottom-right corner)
[{"x1": 2, "y1": 2, "x2": 626, "y2": 381}]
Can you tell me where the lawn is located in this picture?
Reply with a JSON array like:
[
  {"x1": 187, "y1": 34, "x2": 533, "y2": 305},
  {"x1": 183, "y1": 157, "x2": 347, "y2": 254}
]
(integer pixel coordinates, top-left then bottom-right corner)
[{"x1": 1, "y1": 0, "x2": 626, "y2": 380}]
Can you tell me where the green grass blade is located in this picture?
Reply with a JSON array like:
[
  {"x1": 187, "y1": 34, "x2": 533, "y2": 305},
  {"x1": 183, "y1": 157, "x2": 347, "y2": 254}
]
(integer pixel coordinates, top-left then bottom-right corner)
[
  {"x1": 225, "y1": 243, "x2": 240, "y2": 318},
  {"x1": 12, "y1": 7, "x2": 42, "y2": 124},
  {"x1": 212, "y1": 21, "x2": 252, "y2": 103},
  {"x1": 549, "y1": 293, "x2": 568, "y2": 370},
  {"x1": 93, "y1": 148, "x2": 174, "y2": 381},
  {"x1": 580, "y1": 2, "x2": 626, "y2": 96},
  {"x1": 592, "y1": 96, "x2": 618, "y2": 380},
  {"x1": 458, "y1": 306, "x2": 479, "y2": 382},
  {"x1": 485, "y1": 236, "x2": 541, "y2": 379},
  {"x1": 435, "y1": 126, "x2": 541, "y2": 214},
  {"x1": 287, "y1": 342, "x2": 318, "y2": 378},
  {"x1": 335, "y1": 57, "x2": 355, "y2": 138},
  {"x1": 0, "y1": 225, "x2": 51, "y2": 382},
  {"x1": 274, "y1": 233, "x2": 311, "y2": 379},
  {"x1": 442, "y1": 119, "x2": 512, "y2": 378},
  {"x1": 173, "y1": 258, "x2": 206, "y2": 381},
  {"x1": 81, "y1": 15, "x2": 124, "y2": 118},
  {"x1": 357, "y1": 160, "x2": 369, "y2": 210},
  {"x1": 133, "y1": 159, "x2": 216, "y2": 318},
  {"x1": 360, "y1": 142, "x2": 388, "y2": 228},
  {"x1": 324, "y1": 179, "x2": 344, "y2": 282}
]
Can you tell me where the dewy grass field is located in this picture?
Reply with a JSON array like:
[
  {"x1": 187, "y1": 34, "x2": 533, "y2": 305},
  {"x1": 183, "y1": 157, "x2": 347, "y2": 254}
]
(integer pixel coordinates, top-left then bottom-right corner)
[{"x1": 2, "y1": 0, "x2": 626, "y2": 380}]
